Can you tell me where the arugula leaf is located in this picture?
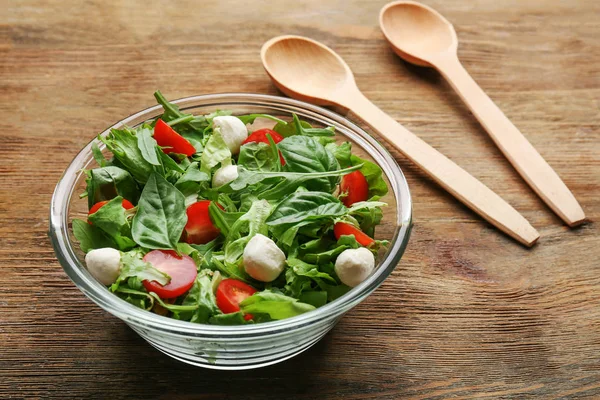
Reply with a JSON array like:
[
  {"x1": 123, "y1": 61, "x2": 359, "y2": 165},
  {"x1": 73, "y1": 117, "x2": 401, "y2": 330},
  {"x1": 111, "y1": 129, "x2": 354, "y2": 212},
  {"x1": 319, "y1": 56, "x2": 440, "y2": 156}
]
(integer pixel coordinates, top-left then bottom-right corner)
[
  {"x1": 91, "y1": 142, "x2": 108, "y2": 167},
  {"x1": 287, "y1": 257, "x2": 337, "y2": 283},
  {"x1": 87, "y1": 196, "x2": 136, "y2": 251},
  {"x1": 100, "y1": 127, "x2": 155, "y2": 184},
  {"x1": 201, "y1": 131, "x2": 231, "y2": 172},
  {"x1": 267, "y1": 191, "x2": 347, "y2": 226},
  {"x1": 72, "y1": 219, "x2": 115, "y2": 253},
  {"x1": 350, "y1": 154, "x2": 388, "y2": 198},
  {"x1": 273, "y1": 118, "x2": 310, "y2": 137},
  {"x1": 175, "y1": 162, "x2": 209, "y2": 196},
  {"x1": 174, "y1": 272, "x2": 218, "y2": 323},
  {"x1": 291, "y1": 113, "x2": 335, "y2": 137},
  {"x1": 136, "y1": 125, "x2": 161, "y2": 166},
  {"x1": 238, "y1": 142, "x2": 278, "y2": 172},
  {"x1": 85, "y1": 166, "x2": 140, "y2": 208},
  {"x1": 131, "y1": 173, "x2": 187, "y2": 250},
  {"x1": 209, "y1": 312, "x2": 252, "y2": 325},
  {"x1": 236, "y1": 114, "x2": 286, "y2": 125},
  {"x1": 226, "y1": 165, "x2": 361, "y2": 200},
  {"x1": 223, "y1": 199, "x2": 272, "y2": 264},
  {"x1": 325, "y1": 142, "x2": 352, "y2": 168},
  {"x1": 278, "y1": 136, "x2": 340, "y2": 192},
  {"x1": 240, "y1": 291, "x2": 315, "y2": 320},
  {"x1": 208, "y1": 202, "x2": 244, "y2": 237}
]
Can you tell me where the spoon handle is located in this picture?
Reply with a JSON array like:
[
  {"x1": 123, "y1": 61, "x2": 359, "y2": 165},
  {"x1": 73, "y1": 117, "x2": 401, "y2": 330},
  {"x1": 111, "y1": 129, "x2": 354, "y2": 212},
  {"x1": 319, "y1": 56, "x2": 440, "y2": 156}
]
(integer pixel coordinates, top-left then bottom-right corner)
[
  {"x1": 344, "y1": 90, "x2": 539, "y2": 246},
  {"x1": 434, "y1": 56, "x2": 585, "y2": 227}
]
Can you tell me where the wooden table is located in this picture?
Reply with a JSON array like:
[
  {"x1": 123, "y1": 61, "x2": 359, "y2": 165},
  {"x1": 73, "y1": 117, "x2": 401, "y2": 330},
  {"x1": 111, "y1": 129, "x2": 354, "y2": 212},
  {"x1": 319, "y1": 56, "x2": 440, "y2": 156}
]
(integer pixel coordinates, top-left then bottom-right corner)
[{"x1": 2, "y1": 0, "x2": 599, "y2": 398}]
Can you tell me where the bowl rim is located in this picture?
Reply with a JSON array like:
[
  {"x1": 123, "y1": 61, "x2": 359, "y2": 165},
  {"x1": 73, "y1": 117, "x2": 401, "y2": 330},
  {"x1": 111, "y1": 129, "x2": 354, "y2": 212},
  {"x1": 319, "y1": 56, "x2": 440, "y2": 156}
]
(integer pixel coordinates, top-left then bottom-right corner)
[{"x1": 49, "y1": 93, "x2": 412, "y2": 336}]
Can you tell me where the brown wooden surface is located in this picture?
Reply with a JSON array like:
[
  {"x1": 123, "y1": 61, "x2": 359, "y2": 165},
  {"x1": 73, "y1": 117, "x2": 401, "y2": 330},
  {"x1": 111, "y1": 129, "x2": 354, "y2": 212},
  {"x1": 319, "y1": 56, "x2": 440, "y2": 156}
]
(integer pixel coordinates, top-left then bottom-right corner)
[{"x1": 2, "y1": 0, "x2": 599, "y2": 398}]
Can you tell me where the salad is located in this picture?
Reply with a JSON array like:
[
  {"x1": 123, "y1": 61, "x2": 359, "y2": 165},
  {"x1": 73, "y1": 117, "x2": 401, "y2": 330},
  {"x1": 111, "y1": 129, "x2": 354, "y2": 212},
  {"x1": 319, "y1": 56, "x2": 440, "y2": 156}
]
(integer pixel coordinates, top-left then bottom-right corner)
[{"x1": 74, "y1": 91, "x2": 389, "y2": 325}]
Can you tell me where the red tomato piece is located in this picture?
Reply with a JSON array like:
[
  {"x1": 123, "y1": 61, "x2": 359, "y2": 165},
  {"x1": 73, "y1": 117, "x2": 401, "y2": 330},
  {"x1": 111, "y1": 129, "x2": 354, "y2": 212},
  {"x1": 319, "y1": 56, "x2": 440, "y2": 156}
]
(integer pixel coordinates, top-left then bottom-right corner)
[
  {"x1": 242, "y1": 129, "x2": 286, "y2": 165},
  {"x1": 184, "y1": 200, "x2": 223, "y2": 245},
  {"x1": 242, "y1": 129, "x2": 284, "y2": 145},
  {"x1": 142, "y1": 250, "x2": 198, "y2": 299},
  {"x1": 340, "y1": 170, "x2": 369, "y2": 207},
  {"x1": 88, "y1": 199, "x2": 134, "y2": 223},
  {"x1": 333, "y1": 222, "x2": 375, "y2": 247},
  {"x1": 216, "y1": 279, "x2": 257, "y2": 320},
  {"x1": 153, "y1": 119, "x2": 196, "y2": 157}
]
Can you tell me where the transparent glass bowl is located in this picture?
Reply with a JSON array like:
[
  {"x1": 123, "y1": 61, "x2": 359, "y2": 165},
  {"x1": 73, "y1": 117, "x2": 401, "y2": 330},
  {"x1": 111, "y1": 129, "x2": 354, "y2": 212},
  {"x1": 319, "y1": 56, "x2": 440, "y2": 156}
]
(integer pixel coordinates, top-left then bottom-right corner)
[{"x1": 49, "y1": 93, "x2": 412, "y2": 370}]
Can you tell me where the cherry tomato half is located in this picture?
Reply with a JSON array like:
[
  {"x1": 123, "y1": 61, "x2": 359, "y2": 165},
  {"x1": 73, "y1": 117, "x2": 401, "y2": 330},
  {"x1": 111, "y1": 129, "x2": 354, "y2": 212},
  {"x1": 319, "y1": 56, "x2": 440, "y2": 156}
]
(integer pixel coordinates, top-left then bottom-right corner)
[
  {"x1": 340, "y1": 170, "x2": 369, "y2": 207},
  {"x1": 242, "y1": 129, "x2": 286, "y2": 165},
  {"x1": 184, "y1": 200, "x2": 223, "y2": 245},
  {"x1": 88, "y1": 199, "x2": 134, "y2": 223},
  {"x1": 216, "y1": 279, "x2": 257, "y2": 320},
  {"x1": 142, "y1": 250, "x2": 197, "y2": 299},
  {"x1": 154, "y1": 119, "x2": 196, "y2": 157},
  {"x1": 333, "y1": 222, "x2": 375, "y2": 247}
]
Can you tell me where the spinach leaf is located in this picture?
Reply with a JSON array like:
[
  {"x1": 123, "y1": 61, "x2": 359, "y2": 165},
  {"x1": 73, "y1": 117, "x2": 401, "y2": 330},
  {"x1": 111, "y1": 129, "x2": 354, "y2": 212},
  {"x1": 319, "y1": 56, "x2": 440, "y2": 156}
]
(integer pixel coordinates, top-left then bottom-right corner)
[
  {"x1": 72, "y1": 219, "x2": 115, "y2": 253},
  {"x1": 100, "y1": 127, "x2": 155, "y2": 184},
  {"x1": 350, "y1": 154, "x2": 388, "y2": 198},
  {"x1": 131, "y1": 173, "x2": 187, "y2": 250},
  {"x1": 299, "y1": 291, "x2": 328, "y2": 308},
  {"x1": 174, "y1": 272, "x2": 218, "y2": 323},
  {"x1": 136, "y1": 125, "x2": 161, "y2": 166},
  {"x1": 240, "y1": 291, "x2": 315, "y2": 320},
  {"x1": 85, "y1": 166, "x2": 140, "y2": 208},
  {"x1": 267, "y1": 191, "x2": 347, "y2": 226},
  {"x1": 87, "y1": 196, "x2": 136, "y2": 251},
  {"x1": 278, "y1": 136, "x2": 340, "y2": 192},
  {"x1": 238, "y1": 142, "x2": 278, "y2": 172}
]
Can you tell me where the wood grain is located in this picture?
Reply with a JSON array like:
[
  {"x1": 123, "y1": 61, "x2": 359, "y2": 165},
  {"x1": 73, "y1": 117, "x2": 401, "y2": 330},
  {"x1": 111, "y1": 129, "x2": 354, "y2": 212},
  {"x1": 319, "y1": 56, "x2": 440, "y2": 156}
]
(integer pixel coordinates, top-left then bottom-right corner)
[{"x1": 1, "y1": 0, "x2": 599, "y2": 398}]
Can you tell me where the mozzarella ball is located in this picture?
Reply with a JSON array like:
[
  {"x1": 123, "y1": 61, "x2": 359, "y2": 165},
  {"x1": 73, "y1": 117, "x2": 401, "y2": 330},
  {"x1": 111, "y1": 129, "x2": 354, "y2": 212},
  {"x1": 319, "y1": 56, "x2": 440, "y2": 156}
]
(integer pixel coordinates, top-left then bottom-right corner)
[
  {"x1": 85, "y1": 247, "x2": 121, "y2": 285},
  {"x1": 243, "y1": 234, "x2": 286, "y2": 282},
  {"x1": 334, "y1": 248, "x2": 375, "y2": 287},
  {"x1": 212, "y1": 116, "x2": 248, "y2": 154},
  {"x1": 212, "y1": 164, "x2": 239, "y2": 187}
]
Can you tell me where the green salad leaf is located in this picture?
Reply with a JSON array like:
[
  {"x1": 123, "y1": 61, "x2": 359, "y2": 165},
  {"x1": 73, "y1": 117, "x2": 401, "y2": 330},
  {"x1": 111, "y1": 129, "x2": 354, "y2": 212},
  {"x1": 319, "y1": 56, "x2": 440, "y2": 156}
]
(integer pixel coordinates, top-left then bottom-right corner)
[
  {"x1": 100, "y1": 127, "x2": 155, "y2": 184},
  {"x1": 85, "y1": 166, "x2": 139, "y2": 209},
  {"x1": 72, "y1": 219, "x2": 115, "y2": 253},
  {"x1": 267, "y1": 191, "x2": 347, "y2": 226},
  {"x1": 240, "y1": 291, "x2": 315, "y2": 320},
  {"x1": 131, "y1": 173, "x2": 187, "y2": 250}
]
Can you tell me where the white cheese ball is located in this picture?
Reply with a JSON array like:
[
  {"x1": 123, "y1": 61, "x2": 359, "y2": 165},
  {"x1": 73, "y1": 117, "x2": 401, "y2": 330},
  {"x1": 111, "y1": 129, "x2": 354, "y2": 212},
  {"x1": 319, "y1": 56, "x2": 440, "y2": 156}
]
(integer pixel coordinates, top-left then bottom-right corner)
[
  {"x1": 243, "y1": 234, "x2": 286, "y2": 282},
  {"x1": 212, "y1": 164, "x2": 239, "y2": 187},
  {"x1": 85, "y1": 247, "x2": 121, "y2": 285},
  {"x1": 212, "y1": 116, "x2": 248, "y2": 154},
  {"x1": 334, "y1": 248, "x2": 375, "y2": 287}
]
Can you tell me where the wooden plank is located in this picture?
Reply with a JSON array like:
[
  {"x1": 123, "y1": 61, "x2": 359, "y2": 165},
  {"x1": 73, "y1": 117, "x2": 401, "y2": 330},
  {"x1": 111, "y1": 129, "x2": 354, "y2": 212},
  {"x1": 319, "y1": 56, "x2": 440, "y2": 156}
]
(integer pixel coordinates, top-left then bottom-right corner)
[{"x1": 1, "y1": 0, "x2": 599, "y2": 398}]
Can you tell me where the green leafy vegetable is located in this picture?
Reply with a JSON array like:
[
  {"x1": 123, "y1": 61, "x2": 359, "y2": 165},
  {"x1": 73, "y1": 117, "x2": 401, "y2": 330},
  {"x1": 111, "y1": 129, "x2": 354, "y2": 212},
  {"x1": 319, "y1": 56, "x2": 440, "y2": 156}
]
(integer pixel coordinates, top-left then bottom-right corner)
[
  {"x1": 238, "y1": 142, "x2": 278, "y2": 172},
  {"x1": 240, "y1": 291, "x2": 315, "y2": 320},
  {"x1": 85, "y1": 166, "x2": 140, "y2": 208},
  {"x1": 136, "y1": 125, "x2": 161, "y2": 166},
  {"x1": 100, "y1": 127, "x2": 155, "y2": 184},
  {"x1": 110, "y1": 250, "x2": 171, "y2": 293},
  {"x1": 350, "y1": 154, "x2": 388, "y2": 198},
  {"x1": 267, "y1": 191, "x2": 347, "y2": 226},
  {"x1": 72, "y1": 219, "x2": 115, "y2": 253},
  {"x1": 131, "y1": 173, "x2": 187, "y2": 250},
  {"x1": 87, "y1": 196, "x2": 136, "y2": 250},
  {"x1": 174, "y1": 272, "x2": 219, "y2": 323}
]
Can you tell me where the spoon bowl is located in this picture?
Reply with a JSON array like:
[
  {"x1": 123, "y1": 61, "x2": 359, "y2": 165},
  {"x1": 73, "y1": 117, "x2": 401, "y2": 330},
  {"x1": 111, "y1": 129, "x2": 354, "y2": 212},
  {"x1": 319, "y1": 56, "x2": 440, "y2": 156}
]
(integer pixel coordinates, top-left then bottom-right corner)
[
  {"x1": 261, "y1": 36, "x2": 355, "y2": 106},
  {"x1": 380, "y1": 1, "x2": 457, "y2": 66}
]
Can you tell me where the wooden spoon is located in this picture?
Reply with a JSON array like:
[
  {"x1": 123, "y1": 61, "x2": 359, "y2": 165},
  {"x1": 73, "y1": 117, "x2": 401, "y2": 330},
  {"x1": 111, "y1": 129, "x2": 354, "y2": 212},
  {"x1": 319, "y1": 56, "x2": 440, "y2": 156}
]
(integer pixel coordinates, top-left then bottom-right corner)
[
  {"x1": 379, "y1": 1, "x2": 585, "y2": 227},
  {"x1": 261, "y1": 35, "x2": 539, "y2": 246}
]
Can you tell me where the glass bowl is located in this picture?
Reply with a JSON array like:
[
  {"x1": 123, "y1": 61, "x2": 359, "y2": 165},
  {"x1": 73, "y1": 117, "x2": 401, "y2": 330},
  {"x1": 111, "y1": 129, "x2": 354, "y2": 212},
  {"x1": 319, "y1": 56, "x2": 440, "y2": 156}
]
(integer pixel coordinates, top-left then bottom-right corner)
[{"x1": 49, "y1": 93, "x2": 412, "y2": 370}]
